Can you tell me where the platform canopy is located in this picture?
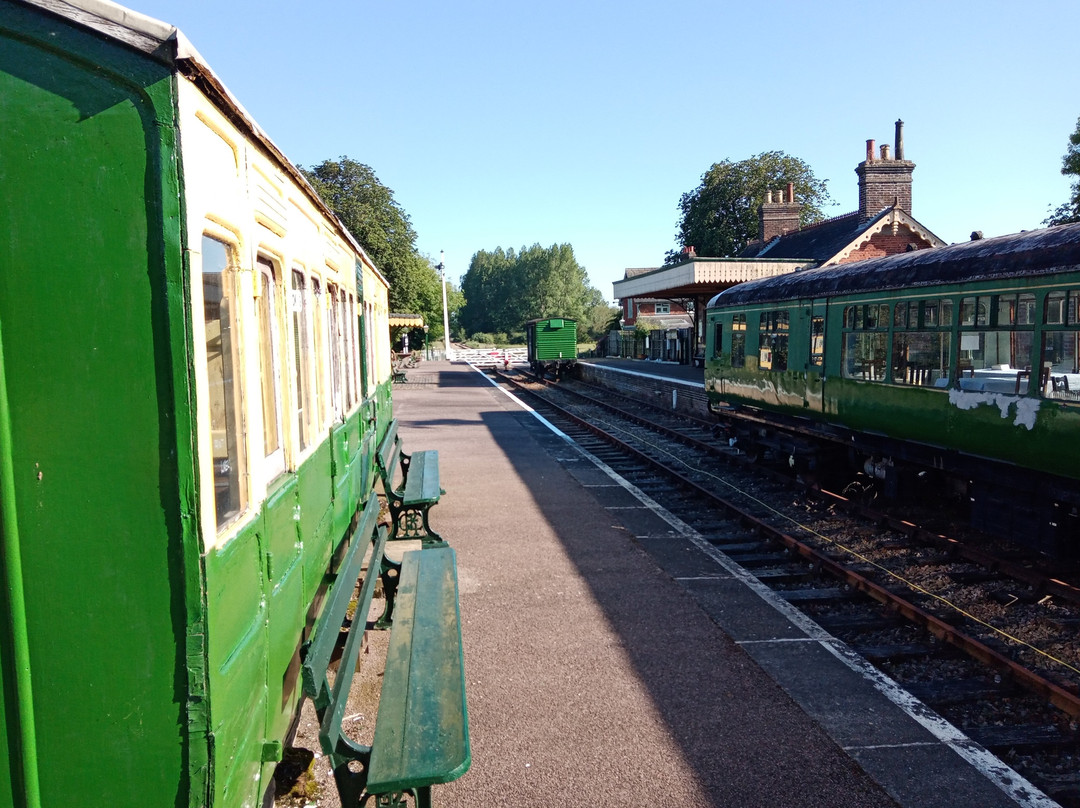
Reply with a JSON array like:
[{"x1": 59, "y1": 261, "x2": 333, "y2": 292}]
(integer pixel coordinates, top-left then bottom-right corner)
[
  {"x1": 612, "y1": 257, "x2": 813, "y2": 300},
  {"x1": 388, "y1": 313, "x2": 425, "y2": 327}
]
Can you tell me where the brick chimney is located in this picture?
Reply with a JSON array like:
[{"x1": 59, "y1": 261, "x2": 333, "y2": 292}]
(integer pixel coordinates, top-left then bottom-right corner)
[
  {"x1": 855, "y1": 119, "x2": 915, "y2": 221},
  {"x1": 759, "y1": 182, "x2": 801, "y2": 241}
]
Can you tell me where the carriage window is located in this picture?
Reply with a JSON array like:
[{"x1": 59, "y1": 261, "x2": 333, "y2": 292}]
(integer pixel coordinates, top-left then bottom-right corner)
[
  {"x1": 327, "y1": 282, "x2": 343, "y2": 417},
  {"x1": 810, "y1": 316, "x2": 824, "y2": 367},
  {"x1": 960, "y1": 296, "x2": 991, "y2": 327},
  {"x1": 291, "y1": 270, "x2": 311, "y2": 451},
  {"x1": 1018, "y1": 293, "x2": 1036, "y2": 325},
  {"x1": 257, "y1": 258, "x2": 284, "y2": 476},
  {"x1": 841, "y1": 304, "x2": 888, "y2": 381},
  {"x1": 1045, "y1": 291, "x2": 1067, "y2": 325},
  {"x1": 202, "y1": 236, "x2": 246, "y2": 530},
  {"x1": 311, "y1": 278, "x2": 326, "y2": 429},
  {"x1": 1041, "y1": 331, "x2": 1079, "y2": 400},
  {"x1": 730, "y1": 313, "x2": 746, "y2": 368},
  {"x1": 712, "y1": 322, "x2": 723, "y2": 358},
  {"x1": 758, "y1": 310, "x2": 788, "y2": 371},
  {"x1": 1041, "y1": 289, "x2": 1079, "y2": 401}
]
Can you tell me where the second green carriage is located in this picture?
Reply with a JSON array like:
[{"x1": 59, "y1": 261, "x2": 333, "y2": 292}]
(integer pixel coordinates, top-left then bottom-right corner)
[{"x1": 526, "y1": 318, "x2": 578, "y2": 379}]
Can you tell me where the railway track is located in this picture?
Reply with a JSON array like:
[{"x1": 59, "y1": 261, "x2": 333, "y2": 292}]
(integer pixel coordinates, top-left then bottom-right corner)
[{"x1": 490, "y1": 368, "x2": 1080, "y2": 807}]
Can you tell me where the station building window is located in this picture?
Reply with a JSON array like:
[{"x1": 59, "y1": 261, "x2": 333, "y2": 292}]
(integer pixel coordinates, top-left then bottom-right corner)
[
  {"x1": 841, "y1": 304, "x2": 888, "y2": 381},
  {"x1": 202, "y1": 235, "x2": 246, "y2": 530},
  {"x1": 758, "y1": 310, "x2": 789, "y2": 371},
  {"x1": 892, "y1": 299, "x2": 952, "y2": 387}
]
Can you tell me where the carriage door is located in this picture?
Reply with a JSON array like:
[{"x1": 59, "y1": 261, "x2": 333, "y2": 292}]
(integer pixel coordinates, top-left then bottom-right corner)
[{"x1": 804, "y1": 299, "x2": 827, "y2": 412}]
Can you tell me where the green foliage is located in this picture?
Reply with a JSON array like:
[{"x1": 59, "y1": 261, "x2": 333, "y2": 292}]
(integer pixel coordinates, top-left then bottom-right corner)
[
  {"x1": 460, "y1": 243, "x2": 606, "y2": 338},
  {"x1": 668, "y1": 150, "x2": 833, "y2": 262},
  {"x1": 303, "y1": 157, "x2": 457, "y2": 342},
  {"x1": 1044, "y1": 116, "x2": 1080, "y2": 226}
]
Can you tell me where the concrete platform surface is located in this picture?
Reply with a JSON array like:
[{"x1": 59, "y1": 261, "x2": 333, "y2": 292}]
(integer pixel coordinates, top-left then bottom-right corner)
[{"x1": 388, "y1": 361, "x2": 1048, "y2": 808}]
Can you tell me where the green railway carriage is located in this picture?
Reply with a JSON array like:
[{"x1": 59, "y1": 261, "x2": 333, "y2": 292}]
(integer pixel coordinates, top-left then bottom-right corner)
[
  {"x1": 525, "y1": 317, "x2": 577, "y2": 379},
  {"x1": 705, "y1": 224, "x2": 1080, "y2": 556},
  {"x1": 0, "y1": 2, "x2": 396, "y2": 807}
]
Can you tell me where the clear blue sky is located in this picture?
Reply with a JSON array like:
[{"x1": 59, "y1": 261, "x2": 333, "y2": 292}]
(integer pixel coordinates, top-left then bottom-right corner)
[{"x1": 135, "y1": 0, "x2": 1078, "y2": 302}]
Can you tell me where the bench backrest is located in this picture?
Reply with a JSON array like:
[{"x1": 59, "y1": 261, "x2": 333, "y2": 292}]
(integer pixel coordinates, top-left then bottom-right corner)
[
  {"x1": 301, "y1": 492, "x2": 385, "y2": 715},
  {"x1": 376, "y1": 419, "x2": 404, "y2": 490}
]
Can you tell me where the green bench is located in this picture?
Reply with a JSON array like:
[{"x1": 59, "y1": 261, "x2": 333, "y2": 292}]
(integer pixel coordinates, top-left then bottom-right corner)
[
  {"x1": 300, "y1": 491, "x2": 469, "y2": 808},
  {"x1": 377, "y1": 420, "x2": 445, "y2": 544}
]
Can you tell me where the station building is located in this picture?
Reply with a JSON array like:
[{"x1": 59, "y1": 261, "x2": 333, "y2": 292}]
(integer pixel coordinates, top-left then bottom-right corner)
[{"x1": 611, "y1": 121, "x2": 946, "y2": 363}]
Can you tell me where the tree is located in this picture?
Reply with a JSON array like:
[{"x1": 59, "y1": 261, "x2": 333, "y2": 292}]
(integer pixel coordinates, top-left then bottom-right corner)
[
  {"x1": 668, "y1": 150, "x2": 833, "y2": 262},
  {"x1": 1044, "y1": 116, "x2": 1080, "y2": 226},
  {"x1": 304, "y1": 157, "x2": 425, "y2": 313},
  {"x1": 459, "y1": 243, "x2": 598, "y2": 338}
]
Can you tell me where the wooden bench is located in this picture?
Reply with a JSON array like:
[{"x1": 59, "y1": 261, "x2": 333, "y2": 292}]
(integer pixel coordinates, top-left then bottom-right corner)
[
  {"x1": 377, "y1": 420, "x2": 445, "y2": 544},
  {"x1": 300, "y1": 491, "x2": 470, "y2": 807},
  {"x1": 392, "y1": 355, "x2": 408, "y2": 384}
]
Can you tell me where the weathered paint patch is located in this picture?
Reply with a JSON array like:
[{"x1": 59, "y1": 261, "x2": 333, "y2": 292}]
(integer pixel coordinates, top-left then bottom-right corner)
[{"x1": 948, "y1": 389, "x2": 1041, "y2": 430}]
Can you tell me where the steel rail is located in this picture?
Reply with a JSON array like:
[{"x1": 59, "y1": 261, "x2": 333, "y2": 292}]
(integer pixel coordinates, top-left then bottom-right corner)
[{"x1": 494, "y1": 370, "x2": 1080, "y2": 719}]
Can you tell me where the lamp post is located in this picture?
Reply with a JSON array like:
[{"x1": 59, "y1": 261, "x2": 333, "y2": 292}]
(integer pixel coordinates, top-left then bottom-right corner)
[
  {"x1": 437, "y1": 250, "x2": 454, "y2": 361},
  {"x1": 423, "y1": 324, "x2": 430, "y2": 360}
]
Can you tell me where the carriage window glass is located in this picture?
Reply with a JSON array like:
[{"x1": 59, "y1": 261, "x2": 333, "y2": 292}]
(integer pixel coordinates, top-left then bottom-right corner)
[
  {"x1": 327, "y1": 282, "x2": 343, "y2": 417},
  {"x1": 340, "y1": 289, "x2": 353, "y2": 410},
  {"x1": 841, "y1": 332, "x2": 887, "y2": 381},
  {"x1": 996, "y1": 295, "x2": 1016, "y2": 326},
  {"x1": 893, "y1": 302, "x2": 907, "y2": 328},
  {"x1": 924, "y1": 300, "x2": 942, "y2": 327},
  {"x1": 311, "y1": 278, "x2": 326, "y2": 428},
  {"x1": 960, "y1": 331, "x2": 1033, "y2": 376},
  {"x1": 758, "y1": 310, "x2": 788, "y2": 372},
  {"x1": 1069, "y1": 292, "x2": 1080, "y2": 326},
  {"x1": 202, "y1": 236, "x2": 246, "y2": 530},
  {"x1": 810, "y1": 316, "x2": 824, "y2": 367},
  {"x1": 1045, "y1": 291, "x2": 1067, "y2": 325},
  {"x1": 908, "y1": 302, "x2": 920, "y2": 328},
  {"x1": 712, "y1": 322, "x2": 723, "y2": 358},
  {"x1": 730, "y1": 313, "x2": 746, "y2": 368},
  {"x1": 291, "y1": 270, "x2": 311, "y2": 451},
  {"x1": 349, "y1": 293, "x2": 360, "y2": 404},
  {"x1": 960, "y1": 297, "x2": 978, "y2": 327},
  {"x1": 873, "y1": 304, "x2": 890, "y2": 329},
  {"x1": 1041, "y1": 330, "x2": 1079, "y2": 401},
  {"x1": 893, "y1": 332, "x2": 950, "y2": 387},
  {"x1": 1018, "y1": 293, "x2": 1036, "y2": 325},
  {"x1": 256, "y1": 258, "x2": 283, "y2": 468},
  {"x1": 854, "y1": 306, "x2": 865, "y2": 330}
]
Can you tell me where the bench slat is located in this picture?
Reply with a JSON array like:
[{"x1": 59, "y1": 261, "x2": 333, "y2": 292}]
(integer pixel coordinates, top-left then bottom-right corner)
[
  {"x1": 366, "y1": 547, "x2": 470, "y2": 794},
  {"x1": 402, "y1": 450, "x2": 441, "y2": 504}
]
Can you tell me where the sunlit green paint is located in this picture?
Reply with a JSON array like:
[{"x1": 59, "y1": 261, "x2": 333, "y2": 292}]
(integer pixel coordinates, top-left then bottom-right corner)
[{"x1": 0, "y1": 316, "x2": 41, "y2": 808}]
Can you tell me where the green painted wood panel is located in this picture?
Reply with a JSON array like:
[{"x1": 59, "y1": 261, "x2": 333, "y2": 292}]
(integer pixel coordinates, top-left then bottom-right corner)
[{"x1": 0, "y1": 6, "x2": 196, "y2": 807}]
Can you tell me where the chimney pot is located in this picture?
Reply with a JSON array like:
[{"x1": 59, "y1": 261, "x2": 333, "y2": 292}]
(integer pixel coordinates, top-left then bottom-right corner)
[
  {"x1": 765, "y1": 190, "x2": 773, "y2": 203},
  {"x1": 895, "y1": 119, "x2": 905, "y2": 160},
  {"x1": 786, "y1": 182, "x2": 795, "y2": 203},
  {"x1": 866, "y1": 139, "x2": 875, "y2": 162},
  {"x1": 881, "y1": 144, "x2": 891, "y2": 160}
]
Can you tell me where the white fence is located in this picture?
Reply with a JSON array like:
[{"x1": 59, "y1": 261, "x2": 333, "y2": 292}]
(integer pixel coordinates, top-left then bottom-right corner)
[{"x1": 455, "y1": 348, "x2": 528, "y2": 367}]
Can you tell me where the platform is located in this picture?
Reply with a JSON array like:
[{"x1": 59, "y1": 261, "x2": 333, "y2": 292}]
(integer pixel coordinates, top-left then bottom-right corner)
[{"x1": 388, "y1": 360, "x2": 1047, "y2": 808}]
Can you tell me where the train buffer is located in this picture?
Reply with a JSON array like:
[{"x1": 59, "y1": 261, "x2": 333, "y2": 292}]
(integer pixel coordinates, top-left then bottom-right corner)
[
  {"x1": 377, "y1": 419, "x2": 445, "y2": 544},
  {"x1": 300, "y1": 491, "x2": 470, "y2": 807}
]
